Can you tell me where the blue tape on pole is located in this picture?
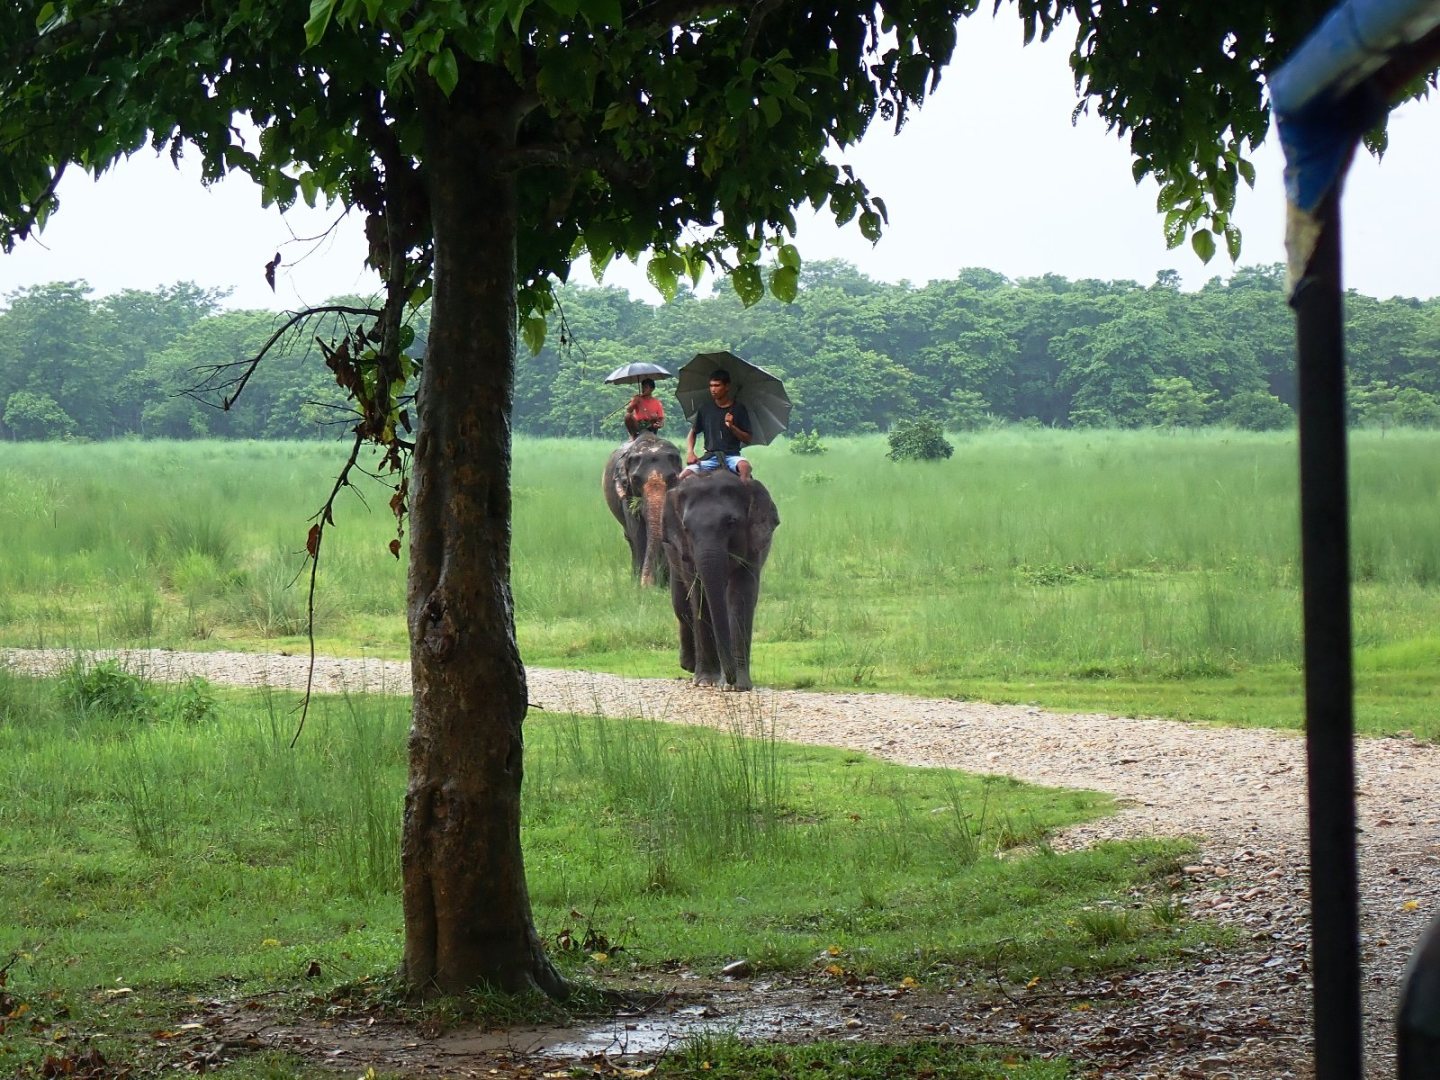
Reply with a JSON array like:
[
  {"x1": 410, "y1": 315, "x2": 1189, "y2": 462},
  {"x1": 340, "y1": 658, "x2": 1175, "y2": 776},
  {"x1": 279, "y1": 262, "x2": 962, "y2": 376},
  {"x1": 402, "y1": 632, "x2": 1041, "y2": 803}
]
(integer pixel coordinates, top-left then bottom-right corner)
[{"x1": 1272, "y1": 0, "x2": 1440, "y2": 213}]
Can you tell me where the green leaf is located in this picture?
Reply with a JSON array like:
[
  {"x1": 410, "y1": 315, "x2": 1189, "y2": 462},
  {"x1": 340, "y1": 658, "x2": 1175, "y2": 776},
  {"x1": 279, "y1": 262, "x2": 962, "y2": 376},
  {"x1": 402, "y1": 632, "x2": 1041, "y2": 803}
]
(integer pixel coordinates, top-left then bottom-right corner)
[
  {"x1": 1224, "y1": 225, "x2": 1243, "y2": 262},
  {"x1": 777, "y1": 243, "x2": 801, "y2": 270},
  {"x1": 1237, "y1": 158, "x2": 1256, "y2": 188},
  {"x1": 304, "y1": 0, "x2": 338, "y2": 47},
  {"x1": 428, "y1": 48, "x2": 459, "y2": 97},
  {"x1": 601, "y1": 102, "x2": 632, "y2": 131},
  {"x1": 858, "y1": 210, "x2": 883, "y2": 242},
  {"x1": 646, "y1": 253, "x2": 679, "y2": 301},
  {"x1": 680, "y1": 246, "x2": 706, "y2": 288},
  {"x1": 576, "y1": 0, "x2": 622, "y2": 26},
  {"x1": 298, "y1": 171, "x2": 321, "y2": 208},
  {"x1": 521, "y1": 315, "x2": 548, "y2": 354},
  {"x1": 1191, "y1": 229, "x2": 1217, "y2": 263},
  {"x1": 589, "y1": 248, "x2": 614, "y2": 282},
  {"x1": 732, "y1": 264, "x2": 764, "y2": 307},
  {"x1": 509, "y1": 0, "x2": 532, "y2": 38},
  {"x1": 1162, "y1": 208, "x2": 1187, "y2": 250},
  {"x1": 770, "y1": 264, "x2": 799, "y2": 303},
  {"x1": 1155, "y1": 181, "x2": 1183, "y2": 212}
]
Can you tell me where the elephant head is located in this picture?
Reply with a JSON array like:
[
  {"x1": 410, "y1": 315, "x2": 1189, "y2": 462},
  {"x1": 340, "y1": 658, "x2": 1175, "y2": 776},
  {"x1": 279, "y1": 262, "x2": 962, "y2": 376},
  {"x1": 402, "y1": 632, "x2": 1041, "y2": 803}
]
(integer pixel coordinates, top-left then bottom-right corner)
[
  {"x1": 601, "y1": 433, "x2": 683, "y2": 586},
  {"x1": 662, "y1": 469, "x2": 779, "y2": 690}
]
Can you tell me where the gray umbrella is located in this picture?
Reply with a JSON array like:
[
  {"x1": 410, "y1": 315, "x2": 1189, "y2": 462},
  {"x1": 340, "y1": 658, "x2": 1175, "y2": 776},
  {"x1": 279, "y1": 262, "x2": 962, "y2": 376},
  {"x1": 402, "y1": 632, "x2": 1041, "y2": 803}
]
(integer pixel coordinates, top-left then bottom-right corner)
[
  {"x1": 603, "y1": 361, "x2": 673, "y2": 385},
  {"x1": 676, "y1": 351, "x2": 791, "y2": 446}
]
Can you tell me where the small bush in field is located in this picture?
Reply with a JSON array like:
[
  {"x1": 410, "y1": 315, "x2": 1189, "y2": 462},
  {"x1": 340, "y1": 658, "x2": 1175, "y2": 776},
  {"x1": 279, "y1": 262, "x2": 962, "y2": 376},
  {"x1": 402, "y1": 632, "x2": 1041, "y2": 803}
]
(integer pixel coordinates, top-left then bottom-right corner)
[
  {"x1": 60, "y1": 659, "x2": 150, "y2": 718},
  {"x1": 788, "y1": 429, "x2": 828, "y2": 455},
  {"x1": 165, "y1": 677, "x2": 218, "y2": 725},
  {"x1": 886, "y1": 417, "x2": 953, "y2": 461}
]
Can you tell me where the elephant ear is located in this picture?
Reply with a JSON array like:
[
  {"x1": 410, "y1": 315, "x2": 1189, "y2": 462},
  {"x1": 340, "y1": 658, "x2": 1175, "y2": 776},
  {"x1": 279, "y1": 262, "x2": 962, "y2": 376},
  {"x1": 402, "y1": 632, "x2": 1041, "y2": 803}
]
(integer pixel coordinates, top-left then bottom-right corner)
[
  {"x1": 747, "y1": 485, "x2": 779, "y2": 550},
  {"x1": 663, "y1": 484, "x2": 691, "y2": 556},
  {"x1": 747, "y1": 482, "x2": 779, "y2": 528}
]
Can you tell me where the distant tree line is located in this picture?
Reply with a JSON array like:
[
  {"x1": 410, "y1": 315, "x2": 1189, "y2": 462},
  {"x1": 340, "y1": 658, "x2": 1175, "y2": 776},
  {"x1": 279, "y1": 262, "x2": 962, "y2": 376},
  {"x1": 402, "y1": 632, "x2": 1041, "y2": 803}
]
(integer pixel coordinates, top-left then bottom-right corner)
[{"x1": 3, "y1": 261, "x2": 1439, "y2": 441}]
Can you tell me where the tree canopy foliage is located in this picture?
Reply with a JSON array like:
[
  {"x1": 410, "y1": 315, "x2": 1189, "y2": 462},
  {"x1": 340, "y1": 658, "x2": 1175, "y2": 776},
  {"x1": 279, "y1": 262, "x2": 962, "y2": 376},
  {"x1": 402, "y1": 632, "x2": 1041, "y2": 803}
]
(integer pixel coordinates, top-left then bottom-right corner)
[{"x1": 8, "y1": 263, "x2": 1439, "y2": 441}]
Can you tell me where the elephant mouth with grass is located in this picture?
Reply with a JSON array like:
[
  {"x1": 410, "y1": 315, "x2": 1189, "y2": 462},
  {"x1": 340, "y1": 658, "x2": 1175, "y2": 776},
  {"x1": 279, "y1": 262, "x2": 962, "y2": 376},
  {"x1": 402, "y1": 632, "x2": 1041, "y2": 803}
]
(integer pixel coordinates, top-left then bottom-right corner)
[
  {"x1": 602, "y1": 432, "x2": 684, "y2": 587},
  {"x1": 661, "y1": 469, "x2": 780, "y2": 690}
]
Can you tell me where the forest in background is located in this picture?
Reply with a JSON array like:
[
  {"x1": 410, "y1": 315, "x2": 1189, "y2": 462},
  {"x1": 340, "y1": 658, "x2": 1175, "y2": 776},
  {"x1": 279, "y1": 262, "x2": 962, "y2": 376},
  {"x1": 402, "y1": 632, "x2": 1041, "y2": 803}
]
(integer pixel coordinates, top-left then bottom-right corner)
[{"x1": 2, "y1": 259, "x2": 1438, "y2": 441}]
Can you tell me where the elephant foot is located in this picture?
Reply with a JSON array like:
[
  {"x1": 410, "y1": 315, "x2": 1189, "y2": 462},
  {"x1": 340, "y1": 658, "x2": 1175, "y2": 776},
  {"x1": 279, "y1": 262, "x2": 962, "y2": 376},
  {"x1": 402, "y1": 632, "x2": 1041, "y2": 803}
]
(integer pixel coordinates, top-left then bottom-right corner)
[{"x1": 692, "y1": 670, "x2": 722, "y2": 688}]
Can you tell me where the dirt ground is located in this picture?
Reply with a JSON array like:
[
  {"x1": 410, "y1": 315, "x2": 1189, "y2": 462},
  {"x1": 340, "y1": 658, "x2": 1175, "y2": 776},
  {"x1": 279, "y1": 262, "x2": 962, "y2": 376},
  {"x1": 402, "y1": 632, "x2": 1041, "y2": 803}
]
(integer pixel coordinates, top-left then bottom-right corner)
[{"x1": 7, "y1": 647, "x2": 1438, "y2": 1078}]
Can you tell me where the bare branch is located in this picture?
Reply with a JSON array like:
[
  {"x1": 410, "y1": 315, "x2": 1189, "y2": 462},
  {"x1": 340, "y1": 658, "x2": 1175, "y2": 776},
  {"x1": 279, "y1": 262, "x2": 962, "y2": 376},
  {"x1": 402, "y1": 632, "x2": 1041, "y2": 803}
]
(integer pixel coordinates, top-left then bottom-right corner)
[
  {"x1": 291, "y1": 431, "x2": 367, "y2": 747},
  {"x1": 182, "y1": 304, "x2": 381, "y2": 410},
  {"x1": 741, "y1": 0, "x2": 788, "y2": 57}
]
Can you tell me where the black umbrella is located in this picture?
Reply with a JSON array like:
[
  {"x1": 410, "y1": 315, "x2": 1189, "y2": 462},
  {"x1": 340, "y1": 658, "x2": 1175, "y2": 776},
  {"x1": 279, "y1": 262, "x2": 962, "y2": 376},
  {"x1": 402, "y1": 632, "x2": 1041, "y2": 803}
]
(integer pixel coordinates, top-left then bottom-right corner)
[
  {"x1": 603, "y1": 361, "x2": 673, "y2": 385},
  {"x1": 676, "y1": 351, "x2": 791, "y2": 446}
]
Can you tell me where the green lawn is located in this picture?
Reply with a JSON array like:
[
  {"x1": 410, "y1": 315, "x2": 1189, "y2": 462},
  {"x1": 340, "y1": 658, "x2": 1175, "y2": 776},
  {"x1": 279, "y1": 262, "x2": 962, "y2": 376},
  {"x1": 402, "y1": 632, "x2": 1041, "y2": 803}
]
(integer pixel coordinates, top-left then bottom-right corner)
[{"x1": 0, "y1": 669, "x2": 1208, "y2": 1079}]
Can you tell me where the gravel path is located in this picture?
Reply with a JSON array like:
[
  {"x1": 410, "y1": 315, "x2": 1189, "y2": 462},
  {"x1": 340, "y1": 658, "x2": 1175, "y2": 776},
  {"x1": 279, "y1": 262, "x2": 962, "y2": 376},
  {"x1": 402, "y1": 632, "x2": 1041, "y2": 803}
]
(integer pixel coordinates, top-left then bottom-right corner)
[{"x1": 7, "y1": 646, "x2": 1439, "y2": 1078}]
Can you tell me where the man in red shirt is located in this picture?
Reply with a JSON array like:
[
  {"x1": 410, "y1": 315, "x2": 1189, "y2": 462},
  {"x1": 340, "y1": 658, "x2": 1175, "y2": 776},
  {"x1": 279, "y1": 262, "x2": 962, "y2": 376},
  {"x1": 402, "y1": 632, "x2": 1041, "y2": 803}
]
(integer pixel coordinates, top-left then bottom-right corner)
[{"x1": 624, "y1": 378, "x2": 665, "y2": 439}]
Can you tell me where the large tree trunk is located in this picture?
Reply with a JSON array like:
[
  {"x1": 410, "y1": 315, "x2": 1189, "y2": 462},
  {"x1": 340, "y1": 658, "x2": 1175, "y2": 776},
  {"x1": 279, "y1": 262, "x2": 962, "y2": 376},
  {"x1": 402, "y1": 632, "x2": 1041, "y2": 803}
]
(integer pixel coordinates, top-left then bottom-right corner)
[{"x1": 399, "y1": 68, "x2": 565, "y2": 999}]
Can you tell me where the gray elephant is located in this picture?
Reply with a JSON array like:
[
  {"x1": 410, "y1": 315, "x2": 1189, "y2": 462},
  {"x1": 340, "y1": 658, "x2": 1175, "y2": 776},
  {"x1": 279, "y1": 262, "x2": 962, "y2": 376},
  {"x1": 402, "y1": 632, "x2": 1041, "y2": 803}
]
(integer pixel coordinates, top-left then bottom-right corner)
[
  {"x1": 602, "y1": 432, "x2": 684, "y2": 586},
  {"x1": 661, "y1": 469, "x2": 780, "y2": 690}
]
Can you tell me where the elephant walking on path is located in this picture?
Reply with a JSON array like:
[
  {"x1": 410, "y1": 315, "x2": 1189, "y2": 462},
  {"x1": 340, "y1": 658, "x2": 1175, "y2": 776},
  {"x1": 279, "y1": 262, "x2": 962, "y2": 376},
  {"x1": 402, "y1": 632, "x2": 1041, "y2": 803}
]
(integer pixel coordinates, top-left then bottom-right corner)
[
  {"x1": 662, "y1": 469, "x2": 779, "y2": 690},
  {"x1": 602, "y1": 433, "x2": 684, "y2": 587}
]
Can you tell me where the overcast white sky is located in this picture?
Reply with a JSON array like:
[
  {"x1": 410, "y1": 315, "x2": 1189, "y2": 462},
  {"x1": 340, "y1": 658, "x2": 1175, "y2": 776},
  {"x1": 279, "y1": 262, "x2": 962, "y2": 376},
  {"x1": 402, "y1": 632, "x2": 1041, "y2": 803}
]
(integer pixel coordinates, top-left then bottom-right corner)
[{"x1": 1, "y1": 14, "x2": 1437, "y2": 311}]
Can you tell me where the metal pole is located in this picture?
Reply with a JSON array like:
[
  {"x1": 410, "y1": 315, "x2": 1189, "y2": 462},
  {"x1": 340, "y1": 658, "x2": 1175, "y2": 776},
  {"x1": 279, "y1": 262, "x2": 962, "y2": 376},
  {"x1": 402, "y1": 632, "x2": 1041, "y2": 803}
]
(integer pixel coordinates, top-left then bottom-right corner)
[{"x1": 1290, "y1": 188, "x2": 1362, "y2": 1078}]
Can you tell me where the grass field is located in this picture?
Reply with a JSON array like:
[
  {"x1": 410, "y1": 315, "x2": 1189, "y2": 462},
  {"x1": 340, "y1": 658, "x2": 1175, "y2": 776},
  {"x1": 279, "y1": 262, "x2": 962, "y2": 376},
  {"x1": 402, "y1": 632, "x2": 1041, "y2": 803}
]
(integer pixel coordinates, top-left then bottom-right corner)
[
  {"x1": 1, "y1": 429, "x2": 1438, "y2": 735},
  {"x1": 0, "y1": 666, "x2": 1206, "y2": 1079}
]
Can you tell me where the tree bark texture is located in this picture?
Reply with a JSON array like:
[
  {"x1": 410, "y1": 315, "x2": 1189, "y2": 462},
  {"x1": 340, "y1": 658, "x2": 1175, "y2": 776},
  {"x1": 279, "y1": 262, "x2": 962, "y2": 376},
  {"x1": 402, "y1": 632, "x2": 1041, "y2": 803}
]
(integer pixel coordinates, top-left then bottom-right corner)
[{"x1": 400, "y1": 68, "x2": 564, "y2": 999}]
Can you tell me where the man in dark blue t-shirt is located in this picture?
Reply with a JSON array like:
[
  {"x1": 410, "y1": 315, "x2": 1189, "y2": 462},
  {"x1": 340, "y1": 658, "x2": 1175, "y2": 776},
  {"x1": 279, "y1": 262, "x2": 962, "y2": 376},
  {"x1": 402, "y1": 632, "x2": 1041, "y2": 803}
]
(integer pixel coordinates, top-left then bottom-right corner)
[{"x1": 683, "y1": 368, "x2": 753, "y2": 480}]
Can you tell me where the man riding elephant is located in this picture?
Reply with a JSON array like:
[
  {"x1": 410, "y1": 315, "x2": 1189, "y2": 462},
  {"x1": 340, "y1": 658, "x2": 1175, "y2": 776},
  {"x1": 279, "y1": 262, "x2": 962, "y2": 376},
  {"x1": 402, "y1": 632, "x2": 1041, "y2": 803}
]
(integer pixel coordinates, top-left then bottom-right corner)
[
  {"x1": 623, "y1": 377, "x2": 665, "y2": 440},
  {"x1": 681, "y1": 368, "x2": 753, "y2": 482}
]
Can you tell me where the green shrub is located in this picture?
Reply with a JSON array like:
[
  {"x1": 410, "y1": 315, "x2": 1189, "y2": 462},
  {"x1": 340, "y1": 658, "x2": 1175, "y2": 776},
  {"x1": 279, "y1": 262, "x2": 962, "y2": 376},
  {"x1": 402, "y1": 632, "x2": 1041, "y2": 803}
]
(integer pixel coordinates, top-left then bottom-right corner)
[
  {"x1": 59, "y1": 659, "x2": 150, "y2": 718},
  {"x1": 886, "y1": 417, "x2": 953, "y2": 461},
  {"x1": 1224, "y1": 390, "x2": 1293, "y2": 431},
  {"x1": 164, "y1": 677, "x2": 218, "y2": 725},
  {"x1": 787, "y1": 428, "x2": 828, "y2": 455}
]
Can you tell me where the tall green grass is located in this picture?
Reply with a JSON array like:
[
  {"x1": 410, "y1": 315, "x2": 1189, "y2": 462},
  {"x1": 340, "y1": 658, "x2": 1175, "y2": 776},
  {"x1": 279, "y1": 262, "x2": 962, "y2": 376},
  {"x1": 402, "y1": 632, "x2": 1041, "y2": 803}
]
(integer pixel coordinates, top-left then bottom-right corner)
[
  {"x1": 1, "y1": 668, "x2": 1202, "y2": 1078},
  {"x1": 3, "y1": 430, "x2": 1439, "y2": 734}
]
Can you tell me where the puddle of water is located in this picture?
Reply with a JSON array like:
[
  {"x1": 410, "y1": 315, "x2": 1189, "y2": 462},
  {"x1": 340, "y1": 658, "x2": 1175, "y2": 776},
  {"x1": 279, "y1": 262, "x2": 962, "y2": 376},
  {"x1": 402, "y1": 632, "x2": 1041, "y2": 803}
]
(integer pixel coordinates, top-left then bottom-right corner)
[{"x1": 434, "y1": 1001, "x2": 831, "y2": 1059}]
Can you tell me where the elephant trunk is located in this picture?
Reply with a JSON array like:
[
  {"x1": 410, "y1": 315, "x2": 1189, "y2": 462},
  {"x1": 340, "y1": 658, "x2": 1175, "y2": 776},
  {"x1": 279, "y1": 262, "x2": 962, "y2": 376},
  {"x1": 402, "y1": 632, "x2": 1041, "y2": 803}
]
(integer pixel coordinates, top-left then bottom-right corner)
[
  {"x1": 639, "y1": 473, "x2": 669, "y2": 587},
  {"x1": 696, "y1": 547, "x2": 737, "y2": 684}
]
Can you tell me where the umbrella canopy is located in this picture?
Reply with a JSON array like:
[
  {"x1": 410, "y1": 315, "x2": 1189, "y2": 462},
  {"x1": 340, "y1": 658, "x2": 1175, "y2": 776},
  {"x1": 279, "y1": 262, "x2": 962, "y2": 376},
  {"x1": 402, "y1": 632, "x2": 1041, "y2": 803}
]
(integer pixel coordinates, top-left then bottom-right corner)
[
  {"x1": 676, "y1": 351, "x2": 791, "y2": 446},
  {"x1": 603, "y1": 361, "x2": 673, "y2": 385}
]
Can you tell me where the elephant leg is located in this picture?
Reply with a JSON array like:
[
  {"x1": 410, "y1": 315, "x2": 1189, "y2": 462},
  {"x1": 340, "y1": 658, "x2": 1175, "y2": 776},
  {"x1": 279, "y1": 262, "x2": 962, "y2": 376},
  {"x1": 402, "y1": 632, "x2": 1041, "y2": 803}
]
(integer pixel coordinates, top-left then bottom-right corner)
[
  {"x1": 723, "y1": 565, "x2": 762, "y2": 691},
  {"x1": 624, "y1": 512, "x2": 648, "y2": 578},
  {"x1": 665, "y1": 552, "x2": 696, "y2": 673},
  {"x1": 690, "y1": 584, "x2": 725, "y2": 687}
]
